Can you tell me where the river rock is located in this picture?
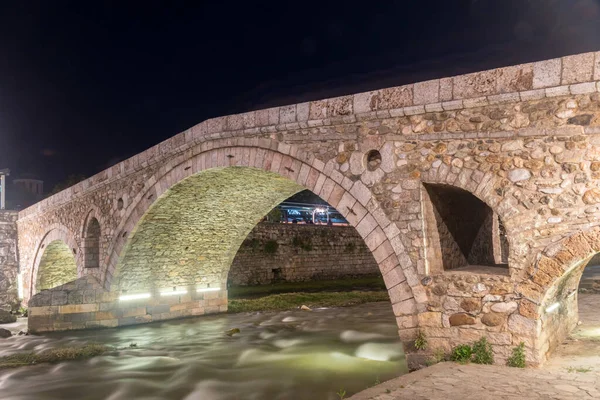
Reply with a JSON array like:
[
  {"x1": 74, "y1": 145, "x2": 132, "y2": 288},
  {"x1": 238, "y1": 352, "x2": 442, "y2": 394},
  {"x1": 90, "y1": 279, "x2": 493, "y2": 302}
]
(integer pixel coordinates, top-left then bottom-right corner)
[
  {"x1": 0, "y1": 310, "x2": 16, "y2": 324},
  {"x1": 460, "y1": 298, "x2": 481, "y2": 313},
  {"x1": 481, "y1": 312, "x2": 505, "y2": 327},
  {"x1": 508, "y1": 168, "x2": 531, "y2": 182},
  {"x1": 583, "y1": 189, "x2": 600, "y2": 205},
  {"x1": 491, "y1": 301, "x2": 518, "y2": 313},
  {"x1": 0, "y1": 328, "x2": 11, "y2": 338},
  {"x1": 449, "y1": 313, "x2": 476, "y2": 326}
]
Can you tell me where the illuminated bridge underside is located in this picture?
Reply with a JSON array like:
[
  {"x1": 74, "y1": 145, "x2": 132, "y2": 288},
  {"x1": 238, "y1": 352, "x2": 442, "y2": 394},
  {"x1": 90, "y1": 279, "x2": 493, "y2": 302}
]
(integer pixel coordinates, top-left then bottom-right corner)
[
  {"x1": 36, "y1": 240, "x2": 77, "y2": 292},
  {"x1": 116, "y1": 167, "x2": 303, "y2": 293},
  {"x1": 17, "y1": 50, "x2": 600, "y2": 367}
]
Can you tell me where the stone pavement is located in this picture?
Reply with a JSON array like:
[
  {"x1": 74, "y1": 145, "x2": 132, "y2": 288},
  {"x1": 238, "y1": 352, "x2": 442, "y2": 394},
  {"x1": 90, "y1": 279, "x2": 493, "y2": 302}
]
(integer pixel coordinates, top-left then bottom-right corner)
[{"x1": 348, "y1": 362, "x2": 600, "y2": 399}]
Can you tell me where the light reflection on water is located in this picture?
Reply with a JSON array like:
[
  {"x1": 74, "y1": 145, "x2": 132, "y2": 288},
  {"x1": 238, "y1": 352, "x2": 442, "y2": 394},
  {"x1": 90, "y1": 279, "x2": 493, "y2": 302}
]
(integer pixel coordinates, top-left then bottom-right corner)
[{"x1": 0, "y1": 302, "x2": 407, "y2": 400}]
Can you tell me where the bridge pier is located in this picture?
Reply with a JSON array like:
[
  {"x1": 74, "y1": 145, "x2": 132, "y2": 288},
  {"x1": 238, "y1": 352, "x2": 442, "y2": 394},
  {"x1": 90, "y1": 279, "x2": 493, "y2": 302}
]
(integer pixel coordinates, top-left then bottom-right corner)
[{"x1": 28, "y1": 276, "x2": 227, "y2": 332}]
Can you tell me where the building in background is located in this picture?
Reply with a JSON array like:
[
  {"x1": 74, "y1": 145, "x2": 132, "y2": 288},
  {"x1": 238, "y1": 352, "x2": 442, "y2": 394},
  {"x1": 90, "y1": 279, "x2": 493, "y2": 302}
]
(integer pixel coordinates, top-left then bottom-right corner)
[
  {"x1": 0, "y1": 169, "x2": 9, "y2": 209},
  {"x1": 6, "y1": 173, "x2": 44, "y2": 210}
]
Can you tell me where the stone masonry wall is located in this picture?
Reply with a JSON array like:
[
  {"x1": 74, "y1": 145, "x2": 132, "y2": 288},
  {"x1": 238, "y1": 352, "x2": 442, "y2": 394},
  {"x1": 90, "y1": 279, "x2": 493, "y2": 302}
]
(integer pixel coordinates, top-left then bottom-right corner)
[
  {"x1": 228, "y1": 222, "x2": 379, "y2": 285},
  {"x1": 0, "y1": 211, "x2": 19, "y2": 311},
  {"x1": 28, "y1": 275, "x2": 227, "y2": 333}
]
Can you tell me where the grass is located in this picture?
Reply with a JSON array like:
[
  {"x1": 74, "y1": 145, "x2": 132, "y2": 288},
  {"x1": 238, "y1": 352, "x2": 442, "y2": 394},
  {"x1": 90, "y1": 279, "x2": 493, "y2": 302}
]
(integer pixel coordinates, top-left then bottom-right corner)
[
  {"x1": 228, "y1": 291, "x2": 390, "y2": 313},
  {"x1": 566, "y1": 366, "x2": 593, "y2": 373},
  {"x1": 0, "y1": 344, "x2": 110, "y2": 369},
  {"x1": 228, "y1": 276, "x2": 386, "y2": 299}
]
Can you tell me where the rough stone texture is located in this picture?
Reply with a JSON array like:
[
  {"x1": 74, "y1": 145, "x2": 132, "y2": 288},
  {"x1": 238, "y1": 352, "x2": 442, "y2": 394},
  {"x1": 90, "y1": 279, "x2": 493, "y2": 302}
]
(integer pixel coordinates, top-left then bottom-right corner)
[
  {"x1": 28, "y1": 275, "x2": 227, "y2": 333},
  {"x1": 228, "y1": 222, "x2": 378, "y2": 285},
  {"x1": 115, "y1": 167, "x2": 303, "y2": 293},
  {"x1": 8, "y1": 51, "x2": 600, "y2": 366},
  {"x1": 348, "y1": 362, "x2": 600, "y2": 400},
  {"x1": 36, "y1": 240, "x2": 77, "y2": 291},
  {"x1": 0, "y1": 211, "x2": 19, "y2": 312}
]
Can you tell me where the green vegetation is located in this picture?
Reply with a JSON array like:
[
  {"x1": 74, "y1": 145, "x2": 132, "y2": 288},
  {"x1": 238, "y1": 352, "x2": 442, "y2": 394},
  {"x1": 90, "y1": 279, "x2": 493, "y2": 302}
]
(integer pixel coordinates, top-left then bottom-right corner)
[
  {"x1": 263, "y1": 240, "x2": 279, "y2": 254},
  {"x1": 0, "y1": 344, "x2": 109, "y2": 369},
  {"x1": 426, "y1": 348, "x2": 446, "y2": 366},
  {"x1": 336, "y1": 388, "x2": 346, "y2": 399},
  {"x1": 566, "y1": 366, "x2": 592, "y2": 373},
  {"x1": 414, "y1": 331, "x2": 428, "y2": 351},
  {"x1": 266, "y1": 207, "x2": 282, "y2": 222},
  {"x1": 506, "y1": 342, "x2": 526, "y2": 368},
  {"x1": 245, "y1": 238, "x2": 261, "y2": 251},
  {"x1": 228, "y1": 291, "x2": 389, "y2": 313},
  {"x1": 472, "y1": 337, "x2": 494, "y2": 365},
  {"x1": 228, "y1": 276, "x2": 386, "y2": 299},
  {"x1": 345, "y1": 242, "x2": 356, "y2": 253},
  {"x1": 451, "y1": 344, "x2": 473, "y2": 363},
  {"x1": 292, "y1": 236, "x2": 313, "y2": 251},
  {"x1": 450, "y1": 338, "x2": 494, "y2": 365}
]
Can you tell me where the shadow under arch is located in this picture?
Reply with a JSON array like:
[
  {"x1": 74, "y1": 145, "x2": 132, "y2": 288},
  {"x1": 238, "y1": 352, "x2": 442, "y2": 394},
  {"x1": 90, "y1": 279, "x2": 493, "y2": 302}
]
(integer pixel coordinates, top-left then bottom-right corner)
[{"x1": 103, "y1": 139, "x2": 421, "y2": 339}]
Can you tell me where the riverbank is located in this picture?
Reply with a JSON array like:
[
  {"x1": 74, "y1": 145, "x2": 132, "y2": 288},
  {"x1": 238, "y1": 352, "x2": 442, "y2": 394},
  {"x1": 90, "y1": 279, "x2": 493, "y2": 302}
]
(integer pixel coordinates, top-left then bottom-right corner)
[
  {"x1": 228, "y1": 291, "x2": 389, "y2": 313},
  {"x1": 227, "y1": 277, "x2": 389, "y2": 313}
]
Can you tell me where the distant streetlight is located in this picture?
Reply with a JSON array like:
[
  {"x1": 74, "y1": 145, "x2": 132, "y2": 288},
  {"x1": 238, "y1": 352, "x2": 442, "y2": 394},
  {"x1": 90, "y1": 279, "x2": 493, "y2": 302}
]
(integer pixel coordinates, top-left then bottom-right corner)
[
  {"x1": 0, "y1": 168, "x2": 9, "y2": 210},
  {"x1": 312, "y1": 207, "x2": 328, "y2": 224}
]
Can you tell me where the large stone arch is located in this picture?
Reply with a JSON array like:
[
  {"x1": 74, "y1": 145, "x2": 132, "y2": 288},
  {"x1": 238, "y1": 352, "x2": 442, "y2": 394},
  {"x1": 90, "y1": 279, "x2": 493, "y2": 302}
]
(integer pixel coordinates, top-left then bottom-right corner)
[
  {"x1": 525, "y1": 227, "x2": 600, "y2": 364},
  {"x1": 29, "y1": 224, "x2": 81, "y2": 299},
  {"x1": 102, "y1": 138, "x2": 421, "y2": 339}
]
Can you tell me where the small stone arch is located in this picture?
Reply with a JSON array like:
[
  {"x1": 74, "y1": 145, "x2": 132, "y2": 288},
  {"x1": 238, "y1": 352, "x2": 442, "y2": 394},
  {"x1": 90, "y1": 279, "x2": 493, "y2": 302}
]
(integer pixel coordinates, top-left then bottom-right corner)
[
  {"x1": 103, "y1": 137, "x2": 423, "y2": 341},
  {"x1": 29, "y1": 224, "x2": 81, "y2": 300},
  {"x1": 82, "y1": 209, "x2": 103, "y2": 269},
  {"x1": 420, "y1": 163, "x2": 516, "y2": 275}
]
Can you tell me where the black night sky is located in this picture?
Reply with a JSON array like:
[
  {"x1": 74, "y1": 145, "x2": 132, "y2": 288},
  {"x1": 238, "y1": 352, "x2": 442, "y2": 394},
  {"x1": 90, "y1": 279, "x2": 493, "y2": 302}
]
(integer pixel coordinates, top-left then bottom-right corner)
[{"x1": 1, "y1": 1, "x2": 600, "y2": 190}]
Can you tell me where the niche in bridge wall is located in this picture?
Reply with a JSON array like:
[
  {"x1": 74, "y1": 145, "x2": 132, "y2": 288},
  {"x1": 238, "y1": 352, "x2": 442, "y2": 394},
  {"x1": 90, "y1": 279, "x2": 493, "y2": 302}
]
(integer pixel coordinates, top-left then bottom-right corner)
[
  {"x1": 422, "y1": 183, "x2": 508, "y2": 274},
  {"x1": 83, "y1": 217, "x2": 101, "y2": 268},
  {"x1": 36, "y1": 240, "x2": 77, "y2": 292}
]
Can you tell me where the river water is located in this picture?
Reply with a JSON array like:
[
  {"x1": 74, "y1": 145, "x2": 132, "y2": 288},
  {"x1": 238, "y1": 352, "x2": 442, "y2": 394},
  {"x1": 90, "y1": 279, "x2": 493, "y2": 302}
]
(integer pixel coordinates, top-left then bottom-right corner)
[{"x1": 0, "y1": 302, "x2": 407, "y2": 400}]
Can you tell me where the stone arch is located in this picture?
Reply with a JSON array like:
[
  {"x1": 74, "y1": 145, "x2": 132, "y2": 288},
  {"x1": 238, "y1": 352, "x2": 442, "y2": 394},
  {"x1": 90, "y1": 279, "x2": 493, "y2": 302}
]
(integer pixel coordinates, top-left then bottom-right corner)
[
  {"x1": 420, "y1": 162, "x2": 521, "y2": 276},
  {"x1": 525, "y1": 226, "x2": 600, "y2": 363},
  {"x1": 103, "y1": 138, "x2": 422, "y2": 340},
  {"x1": 82, "y1": 209, "x2": 102, "y2": 269},
  {"x1": 29, "y1": 224, "x2": 81, "y2": 299}
]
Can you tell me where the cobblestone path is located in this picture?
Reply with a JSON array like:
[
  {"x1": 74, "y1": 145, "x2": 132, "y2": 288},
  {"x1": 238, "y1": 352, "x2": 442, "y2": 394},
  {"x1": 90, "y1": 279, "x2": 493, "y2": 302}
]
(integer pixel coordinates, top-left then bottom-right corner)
[{"x1": 348, "y1": 362, "x2": 600, "y2": 399}]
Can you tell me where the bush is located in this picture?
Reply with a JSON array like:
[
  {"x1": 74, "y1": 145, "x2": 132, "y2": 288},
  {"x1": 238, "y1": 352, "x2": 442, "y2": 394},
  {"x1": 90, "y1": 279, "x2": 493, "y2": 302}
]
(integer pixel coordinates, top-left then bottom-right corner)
[
  {"x1": 472, "y1": 337, "x2": 494, "y2": 365},
  {"x1": 507, "y1": 342, "x2": 526, "y2": 368},
  {"x1": 414, "y1": 331, "x2": 428, "y2": 351},
  {"x1": 263, "y1": 240, "x2": 279, "y2": 254},
  {"x1": 451, "y1": 344, "x2": 473, "y2": 363}
]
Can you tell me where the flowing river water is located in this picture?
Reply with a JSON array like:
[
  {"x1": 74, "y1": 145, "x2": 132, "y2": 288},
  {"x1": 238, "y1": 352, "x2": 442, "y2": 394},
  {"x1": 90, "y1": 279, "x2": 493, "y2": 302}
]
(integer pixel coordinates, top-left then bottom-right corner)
[{"x1": 0, "y1": 302, "x2": 408, "y2": 400}]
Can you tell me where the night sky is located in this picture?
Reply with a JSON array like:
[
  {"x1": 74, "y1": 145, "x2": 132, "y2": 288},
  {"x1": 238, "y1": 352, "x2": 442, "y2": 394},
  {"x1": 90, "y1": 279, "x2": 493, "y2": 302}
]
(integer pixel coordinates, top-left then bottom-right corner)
[{"x1": 1, "y1": 1, "x2": 600, "y2": 190}]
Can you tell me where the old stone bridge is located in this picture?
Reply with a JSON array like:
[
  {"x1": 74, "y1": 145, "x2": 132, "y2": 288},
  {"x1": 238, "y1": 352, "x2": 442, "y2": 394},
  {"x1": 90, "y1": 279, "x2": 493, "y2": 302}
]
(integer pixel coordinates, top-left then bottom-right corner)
[{"x1": 7, "y1": 51, "x2": 600, "y2": 366}]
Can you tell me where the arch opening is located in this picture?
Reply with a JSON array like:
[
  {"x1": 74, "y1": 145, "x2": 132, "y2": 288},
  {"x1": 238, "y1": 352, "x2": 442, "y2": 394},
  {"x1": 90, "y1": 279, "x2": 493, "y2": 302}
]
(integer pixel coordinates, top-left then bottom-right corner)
[
  {"x1": 227, "y1": 189, "x2": 381, "y2": 287},
  {"x1": 83, "y1": 217, "x2": 101, "y2": 269},
  {"x1": 422, "y1": 183, "x2": 509, "y2": 275},
  {"x1": 114, "y1": 167, "x2": 307, "y2": 294},
  {"x1": 36, "y1": 240, "x2": 78, "y2": 292},
  {"x1": 112, "y1": 166, "x2": 397, "y2": 316}
]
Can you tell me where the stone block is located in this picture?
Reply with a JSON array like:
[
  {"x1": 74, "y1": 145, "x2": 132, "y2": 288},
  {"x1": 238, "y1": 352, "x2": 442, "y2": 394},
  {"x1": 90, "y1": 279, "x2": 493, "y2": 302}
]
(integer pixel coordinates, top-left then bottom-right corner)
[
  {"x1": 413, "y1": 80, "x2": 439, "y2": 105},
  {"x1": 453, "y1": 69, "x2": 499, "y2": 99},
  {"x1": 562, "y1": 53, "x2": 595, "y2": 84},
  {"x1": 533, "y1": 58, "x2": 561, "y2": 88},
  {"x1": 496, "y1": 63, "x2": 533, "y2": 93},
  {"x1": 353, "y1": 91, "x2": 378, "y2": 113},
  {"x1": 59, "y1": 303, "x2": 99, "y2": 314}
]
